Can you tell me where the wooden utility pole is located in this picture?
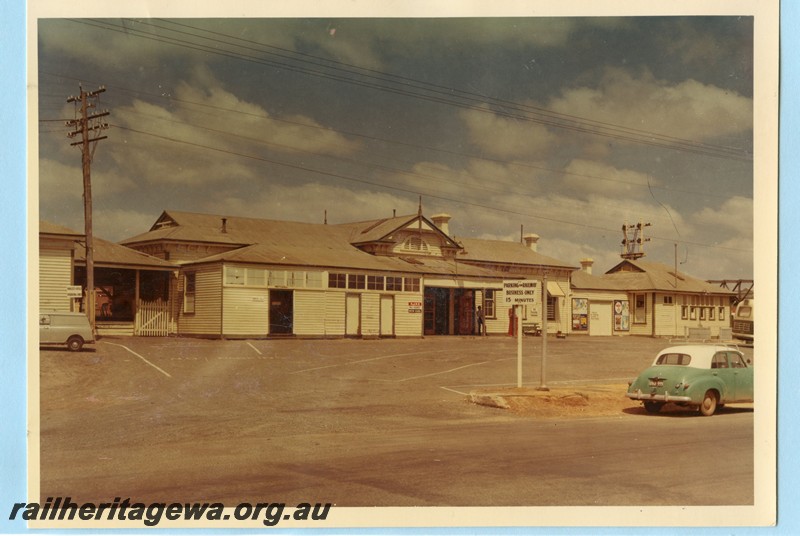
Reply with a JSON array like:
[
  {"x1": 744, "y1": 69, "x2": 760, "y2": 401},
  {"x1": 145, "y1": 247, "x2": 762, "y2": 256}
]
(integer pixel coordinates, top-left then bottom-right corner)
[{"x1": 66, "y1": 86, "x2": 109, "y2": 332}]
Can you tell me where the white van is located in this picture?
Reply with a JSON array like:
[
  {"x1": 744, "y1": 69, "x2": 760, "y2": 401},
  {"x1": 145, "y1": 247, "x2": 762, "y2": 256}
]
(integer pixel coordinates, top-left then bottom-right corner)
[{"x1": 39, "y1": 312, "x2": 95, "y2": 351}]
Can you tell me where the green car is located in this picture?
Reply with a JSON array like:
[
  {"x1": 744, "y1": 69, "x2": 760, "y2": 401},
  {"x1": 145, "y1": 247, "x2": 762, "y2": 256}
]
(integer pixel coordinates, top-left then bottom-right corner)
[{"x1": 626, "y1": 344, "x2": 753, "y2": 416}]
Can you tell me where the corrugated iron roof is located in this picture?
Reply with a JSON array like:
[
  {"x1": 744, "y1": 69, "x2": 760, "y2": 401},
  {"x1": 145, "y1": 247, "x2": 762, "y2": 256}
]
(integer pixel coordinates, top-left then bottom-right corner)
[
  {"x1": 41, "y1": 221, "x2": 177, "y2": 270},
  {"x1": 571, "y1": 259, "x2": 733, "y2": 294},
  {"x1": 457, "y1": 237, "x2": 577, "y2": 269}
]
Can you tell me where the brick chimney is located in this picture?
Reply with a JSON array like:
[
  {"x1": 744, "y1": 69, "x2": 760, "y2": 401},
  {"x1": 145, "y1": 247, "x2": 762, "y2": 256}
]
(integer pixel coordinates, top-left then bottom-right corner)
[
  {"x1": 580, "y1": 258, "x2": 594, "y2": 274},
  {"x1": 523, "y1": 233, "x2": 540, "y2": 252},
  {"x1": 432, "y1": 213, "x2": 451, "y2": 236}
]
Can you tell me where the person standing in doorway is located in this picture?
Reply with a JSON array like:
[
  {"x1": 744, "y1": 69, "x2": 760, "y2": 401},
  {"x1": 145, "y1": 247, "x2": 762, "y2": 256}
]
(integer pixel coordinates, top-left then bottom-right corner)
[{"x1": 476, "y1": 306, "x2": 486, "y2": 336}]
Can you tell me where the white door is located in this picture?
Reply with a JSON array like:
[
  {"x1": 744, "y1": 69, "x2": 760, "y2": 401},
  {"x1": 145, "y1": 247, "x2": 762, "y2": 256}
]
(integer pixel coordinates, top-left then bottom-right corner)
[
  {"x1": 380, "y1": 295, "x2": 394, "y2": 336},
  {"x1": 346, "y1": 294, "x2": 361, "y2": 336},
  {"x1": 589, "y1": 302, "x2": 613, "y2": 336}
]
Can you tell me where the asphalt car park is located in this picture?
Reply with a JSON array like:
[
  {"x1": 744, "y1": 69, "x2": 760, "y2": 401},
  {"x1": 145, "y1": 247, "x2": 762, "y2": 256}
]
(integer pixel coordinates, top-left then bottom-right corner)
[{"x1": 38, "y1": 335, "x2": 755, "y2": 507}]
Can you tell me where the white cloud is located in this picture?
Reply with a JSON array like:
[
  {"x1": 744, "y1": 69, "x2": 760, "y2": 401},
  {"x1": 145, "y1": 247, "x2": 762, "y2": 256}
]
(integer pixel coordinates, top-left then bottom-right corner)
[
  {"x1": 460, "y1": 105, "x2": 557, "y2": 160},
  {"x1": 547, "y1": 67, "x2": 752, "y2": 143}
]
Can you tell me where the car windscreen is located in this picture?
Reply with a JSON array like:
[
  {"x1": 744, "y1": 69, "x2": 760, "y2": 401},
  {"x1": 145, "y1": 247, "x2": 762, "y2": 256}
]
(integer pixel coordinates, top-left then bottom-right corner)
[{"x1": 655, "y1": 353, "x2": 692, "y2": 365}]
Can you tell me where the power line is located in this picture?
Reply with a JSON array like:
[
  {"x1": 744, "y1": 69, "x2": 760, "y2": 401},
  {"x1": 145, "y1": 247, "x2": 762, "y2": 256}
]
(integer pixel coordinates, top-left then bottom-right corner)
[
  {"x1": 38, "y1": 71, "x2": 744, "y2": 203},
  {"x1": 64, "y1": 18, "x2": 751, "y2": 162},
  {"x1": 110, "y1": 123, "x2": 749, "y2": 254}
]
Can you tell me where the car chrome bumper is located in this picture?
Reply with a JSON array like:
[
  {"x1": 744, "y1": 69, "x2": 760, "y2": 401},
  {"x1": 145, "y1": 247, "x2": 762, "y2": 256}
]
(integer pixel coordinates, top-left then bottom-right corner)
[{"x1": 626, "y1": 389, "x2": 692, "y2": 403}]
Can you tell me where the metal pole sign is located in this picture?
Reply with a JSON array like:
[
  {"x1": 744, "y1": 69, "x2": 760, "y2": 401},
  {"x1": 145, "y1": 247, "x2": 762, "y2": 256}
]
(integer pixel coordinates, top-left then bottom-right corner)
[{"x1": 503, "y1": 280, "x2": 539, "y2": 387}]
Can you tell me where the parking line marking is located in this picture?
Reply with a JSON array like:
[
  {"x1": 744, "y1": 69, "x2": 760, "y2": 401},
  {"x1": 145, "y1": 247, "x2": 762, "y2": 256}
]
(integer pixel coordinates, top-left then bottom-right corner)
[
  {"x1": 247, "y1": 342, "x2": 262, "y2": 355},
  {"x1": 440, "y1": 386, "x2": 470, "y2": 396},
  {"x1": 398, "y1": 361, "x2": 491, "y2": 382},
  {"x1": 102, "y1": 342, "x2": 172, "y2": 378},
  {"x1": 291, "y1": 349, "x2": 452, "y2": 374}
]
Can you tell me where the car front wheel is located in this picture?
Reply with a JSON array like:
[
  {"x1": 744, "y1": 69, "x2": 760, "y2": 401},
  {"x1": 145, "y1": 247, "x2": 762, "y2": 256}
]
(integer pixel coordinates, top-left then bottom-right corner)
[
  {"x1": 699, "y1": 390, "x2": 718, "y2": 416},
  {"x1": 67, "y1": 336, "x2": 84, "y2": 352}
]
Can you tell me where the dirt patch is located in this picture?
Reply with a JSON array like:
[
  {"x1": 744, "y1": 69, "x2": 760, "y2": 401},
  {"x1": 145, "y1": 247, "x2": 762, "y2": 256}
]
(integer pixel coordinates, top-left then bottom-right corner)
[{"x1": 469, "y1": 384, "x2": 639, "y2": 418}]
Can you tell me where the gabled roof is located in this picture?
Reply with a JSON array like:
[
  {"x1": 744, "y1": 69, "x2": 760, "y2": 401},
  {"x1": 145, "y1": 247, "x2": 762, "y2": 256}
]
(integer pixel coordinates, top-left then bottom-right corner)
[
  {"x1": 456, "y1": 237, "x2": 577, "y2": 270},
  {"x1": 336, "y1": 213, "x2": 461, "y2": 249},
  {"x1": 41, "y1": 221, "x2": 177, "y2": 271},
  {"x1": 572, "y1": 259, "x2": 733, "y2": 295}
]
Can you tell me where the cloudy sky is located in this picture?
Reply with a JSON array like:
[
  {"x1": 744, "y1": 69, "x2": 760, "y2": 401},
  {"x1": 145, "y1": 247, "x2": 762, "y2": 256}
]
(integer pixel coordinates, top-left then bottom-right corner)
[{"x1": 35, "y1": 13, "x2": 756, "y2": 280}]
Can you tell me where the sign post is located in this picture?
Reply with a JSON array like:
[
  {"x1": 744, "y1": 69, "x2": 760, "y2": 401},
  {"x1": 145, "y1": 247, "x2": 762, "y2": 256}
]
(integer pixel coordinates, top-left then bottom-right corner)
[
  {"x1": 538, "y1": 273, "x2": 550, "y2": 391},
  {"x1": 503, "y1": 280, "x2": 538, "y2": 388}
]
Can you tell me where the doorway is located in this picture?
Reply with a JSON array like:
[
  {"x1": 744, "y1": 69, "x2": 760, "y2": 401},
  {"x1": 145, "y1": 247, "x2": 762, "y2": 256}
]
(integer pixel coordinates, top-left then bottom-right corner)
[
  {"x1": 345, "y1": 293, "x2": 361, "y2": 336},
  {"x1": 269, "y1": 290, "x2": 293, "y2": 334},
  {"x1": 424, "y1": 287, "x2": 475, "y2": 335}
]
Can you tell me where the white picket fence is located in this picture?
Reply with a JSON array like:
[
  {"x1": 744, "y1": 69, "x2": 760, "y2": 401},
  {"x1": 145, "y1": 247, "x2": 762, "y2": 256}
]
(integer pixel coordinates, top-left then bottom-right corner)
[{"x1": 135, "y1": 299, "x2": 171, "y2": 336}]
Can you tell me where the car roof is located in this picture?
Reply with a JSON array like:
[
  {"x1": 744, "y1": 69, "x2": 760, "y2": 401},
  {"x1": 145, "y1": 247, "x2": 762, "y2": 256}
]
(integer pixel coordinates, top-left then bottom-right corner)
[{"x1": 654, "y1": 344, "x2": 741, "y2": 368}]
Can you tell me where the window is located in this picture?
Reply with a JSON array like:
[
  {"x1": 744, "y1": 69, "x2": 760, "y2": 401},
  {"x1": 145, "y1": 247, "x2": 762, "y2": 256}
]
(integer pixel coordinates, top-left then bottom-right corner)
[
  {"x1": 547, "y1": 294, "x2": 557, "y2": 321},
  {"x1": 348, "y1": 274, "x2": 365, "y2": 289},
  {"x1": 328, "y1": 272, "x2": 346, "y2": 288},
  {"x1": 184, "y1": 273, "x2": 196, "y2": 314},
  {"x1": 690, "y1": 306, "x2": 697, "y2": 320},
  {"x1": 367, "y1": 275, "x2": 384, "y2": 290},
  {"x1": 663, "y1": 295, "x2": 673, "y2": 305},
  {"x1": 700, "y1": 307, "x2": 707, "y2": 320},
  {"x1": 403, "y1": 236, "x2": 429, "y2": 252},
  {"x1": 681, "y1": 305, "x2": 688, "y2": 320},
  {"x1": 225, "y1": 266, "x2": 244, "y2": 285},
  {"x1": 246, "y1": 268, "x2": 266, "y2": 287},
  {"x1": 709, "y1": 307, "x2": 715, "y2": 321},
  {"x1": 405, "y1": 277, "x2": 420, "y2": 292},
  {"x1": 386, "y1": 276, "x2": 403, "y2": 291},
  {"x1": 289, "y1": 271, "x2": 305, "y2": 288},
  {"x1": 712, "y1": 353, "x2": 729, "y2": 369},
  {"x1": 656, "y1": 353, "x2": 691, "y2": 366},
  {"x1": 737, "y1": 306, "x2": 752, "y2": 319},
  {"x1": 729, "y1": 353, "x2": 747, "y2": 368},
  {"x1": 484, "y1": 289, "x2": 496, "y2": 318},
  {"x1": 719, "y1": 307, "x2": 726, "y2": 321},
  {"x1": 634, "y1": 294, "x2": 646, "y2": 324},
  {"x1": 269, "y1": 270, "x2": 287, "y2": 287},
  {"x1": 306, "y1": 272, "x2": 323, "y2": 288}
]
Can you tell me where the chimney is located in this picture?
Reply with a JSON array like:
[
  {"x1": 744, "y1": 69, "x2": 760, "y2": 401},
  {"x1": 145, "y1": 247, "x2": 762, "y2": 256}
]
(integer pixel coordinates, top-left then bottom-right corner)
[
  {"x1": 523, "y1": 233, "x2": 539, "y2": 252},
  {"x1": 580, "y1": 258, "x2": 594, "y2": 275},
  {"x1": 221, "y1": 218, "x2": 228, "y2": 234},
  {"x1": 432, "y1": 213, "x2": 452, "y2": 236}
]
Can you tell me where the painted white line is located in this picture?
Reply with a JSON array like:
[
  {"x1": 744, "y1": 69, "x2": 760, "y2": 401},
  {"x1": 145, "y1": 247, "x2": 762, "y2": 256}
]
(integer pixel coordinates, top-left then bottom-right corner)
[
  {"x1": 102, "y1": 341, "x2": 172, "y2": 378},
  {"x1": 439, "y1": 386, "x2": 470, "y2": 396},
  {"x1": 291, "y1": 349, "x2": 452, "y2": 374},
  {"x1": 246, "y1": 342, "x2": 263, "y2": 355},
  {"x1": 398, "y1": 361, "x2": 491, "y2": 382}
]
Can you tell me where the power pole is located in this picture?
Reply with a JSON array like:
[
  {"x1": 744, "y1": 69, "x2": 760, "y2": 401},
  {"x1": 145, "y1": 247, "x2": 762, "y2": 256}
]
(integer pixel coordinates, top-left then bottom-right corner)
[{"x1": 66, "y1": 85, "x2": 109, "y2": 332}]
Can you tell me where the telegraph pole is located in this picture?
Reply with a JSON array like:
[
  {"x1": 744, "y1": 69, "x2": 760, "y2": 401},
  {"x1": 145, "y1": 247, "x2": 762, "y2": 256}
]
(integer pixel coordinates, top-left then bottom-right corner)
[{"x1": 66, "y1": 85, "x2": 109, "y2": 332}]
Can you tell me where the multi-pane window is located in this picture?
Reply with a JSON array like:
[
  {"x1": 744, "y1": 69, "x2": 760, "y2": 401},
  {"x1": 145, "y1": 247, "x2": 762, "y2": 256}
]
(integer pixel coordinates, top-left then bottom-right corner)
[
  {"x1": 405, "y1": 278, "x2": 420, "y2": 292},
  {"x1": 547, "y1": 295, "x2": 557, "y2": 321},
  {"x1": 225, "y1": 267, "x2": 244, "y2": 285},
  {"x1": 386, "y1": 276, "x2": 403, "y2": 291},
  {"x1": 328, "y1": 273, "x2": 347, "y2": 288},
  {"x1": 347, "y1": 274, "x2": 366, "y2": 289},
  {"x1": 269, "y1": 270, "x2": 287, "y2": 287},
  {"x1": 367, "y1": 275, "x2": 384, "y2": 290},
  {"x1": 719, "y1": 307, "x2": 726, "y2": 320},
  {"x1": 681, "y1": 305, "x2": 689, "y2": 320},
  {"x1": 484, "y1": 289, "x2": 496, "y2": 318},
  {"x1": 246, "y1": 268, "x2": 266, "y2": 287},
  {"x1": 634, "y1": 294, "x2": 646, "y2": 324},
  {"x1": 663, "y1": 295, "x2": 673, "y2": 305},
  {"x1": 306, "y1": 272, "x2": 323, "y2": 288},
  {"x1": 184, "y1": 273, "x2": 196, "y2": 314}
]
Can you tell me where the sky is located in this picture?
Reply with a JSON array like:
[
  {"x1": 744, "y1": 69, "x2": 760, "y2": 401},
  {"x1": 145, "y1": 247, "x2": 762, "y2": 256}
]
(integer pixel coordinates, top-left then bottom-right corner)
[{"x1": 35, "y1": 15, "x2": 757, "y2": 281}]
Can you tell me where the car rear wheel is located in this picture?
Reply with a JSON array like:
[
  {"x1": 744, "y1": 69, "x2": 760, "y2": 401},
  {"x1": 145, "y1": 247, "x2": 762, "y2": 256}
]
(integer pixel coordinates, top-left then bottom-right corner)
[
  {"x1": 699, "y1": 390, "x2": 718, "y2": 416},
  {"x1": 67, "y1": 336, "x2": 84, "y2": 352},
  {"x1": 643, "y1": 401, "x2": 663, "y2": 413}
]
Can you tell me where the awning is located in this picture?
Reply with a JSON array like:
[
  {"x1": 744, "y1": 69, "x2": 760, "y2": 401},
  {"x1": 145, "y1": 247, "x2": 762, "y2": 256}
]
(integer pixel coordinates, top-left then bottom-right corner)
[{"x1": 547, "y1": 281, "x2": 566, "y2": 297}]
